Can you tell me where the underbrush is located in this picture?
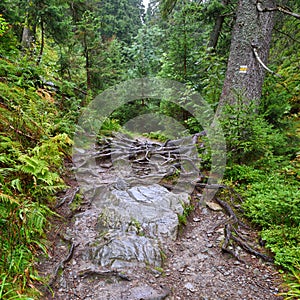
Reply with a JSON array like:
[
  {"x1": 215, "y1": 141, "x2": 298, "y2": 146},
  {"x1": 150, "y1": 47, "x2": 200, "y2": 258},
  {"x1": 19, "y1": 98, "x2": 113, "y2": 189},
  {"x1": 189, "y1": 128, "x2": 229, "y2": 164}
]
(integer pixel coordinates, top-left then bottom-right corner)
[
  {"x1": 226, "y1": 164, "x2": 300, "y2": 298},
  {"x1": 221, "y1": 99, "x2": 300, "y2": 298},
  {"x1": 0, "y1": 57, "x2": 73, "y2": 298}
]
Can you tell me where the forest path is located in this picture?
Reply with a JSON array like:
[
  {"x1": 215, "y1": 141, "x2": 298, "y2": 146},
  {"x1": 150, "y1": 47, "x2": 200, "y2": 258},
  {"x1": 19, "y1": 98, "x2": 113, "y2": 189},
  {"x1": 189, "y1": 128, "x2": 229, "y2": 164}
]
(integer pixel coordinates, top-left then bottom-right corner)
[{"x1": 37, "y1": 133, "x2": 283, "y2": 300}]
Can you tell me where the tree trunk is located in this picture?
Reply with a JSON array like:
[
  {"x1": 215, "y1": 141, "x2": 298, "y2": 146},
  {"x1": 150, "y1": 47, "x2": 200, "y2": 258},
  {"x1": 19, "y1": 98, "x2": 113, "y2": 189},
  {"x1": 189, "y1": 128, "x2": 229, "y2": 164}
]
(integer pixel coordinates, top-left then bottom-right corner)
[
  {"x1": 84, "y1": 34, "x2": 91, "y2": 91},
  {"x1": 36, "y1": 20, "x2": 44, "y2": 65},
  {"x1": 208, "y1": 0, "x2": 229, "y2": 50},
  {"x1": 219, "y1": 0, "x2": 276, "y2": 108},
  {"x1": 21, "y1": 26, "x2": 34, "y2": 49}
]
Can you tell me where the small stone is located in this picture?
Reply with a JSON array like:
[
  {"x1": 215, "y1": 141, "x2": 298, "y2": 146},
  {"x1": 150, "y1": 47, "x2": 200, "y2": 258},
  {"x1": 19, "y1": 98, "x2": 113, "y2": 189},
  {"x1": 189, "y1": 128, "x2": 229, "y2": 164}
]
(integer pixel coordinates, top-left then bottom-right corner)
[
  {"x1": 253, "y1": 268, "x2": 260, "y2": 275},
  {"x1": 206, "y1": 243, "x2": 213, "y2": 248},
  {"x1": 184, "y1": 282, "x2": 197, "y2": 293},
  {"x1": 201, "y1": 207, "x2": 209, "y2": 215},
  {"x1": 193, "y1": 217, "x2": 201, "y2": 222},
  {"x1": 197, "y1": 253, "x2": 208, "y2": 261},
  {"x1": 216, "y1": 235, "x2": 224, "y2": 243},
  {"x1": 206, "y1": 201, "x2": 223, "y2": 211}
]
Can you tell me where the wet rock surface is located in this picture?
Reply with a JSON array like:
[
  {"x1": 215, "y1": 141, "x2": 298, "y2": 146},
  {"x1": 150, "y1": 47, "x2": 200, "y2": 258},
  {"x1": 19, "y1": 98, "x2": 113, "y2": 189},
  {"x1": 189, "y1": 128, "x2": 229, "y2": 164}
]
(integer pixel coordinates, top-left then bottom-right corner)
[{"x1": 38, "y1": 134, "x2": 283, "y2": 299}]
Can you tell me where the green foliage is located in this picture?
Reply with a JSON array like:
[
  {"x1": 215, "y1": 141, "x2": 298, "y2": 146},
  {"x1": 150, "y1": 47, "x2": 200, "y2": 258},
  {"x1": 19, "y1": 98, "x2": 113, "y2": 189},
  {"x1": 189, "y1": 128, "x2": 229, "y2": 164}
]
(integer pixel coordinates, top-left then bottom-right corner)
[
  {"x1": 226, "y1": 161, "x2": 300, "y2": 295},
  {"x1": 178, "y1": 202, "x2": 194, "y2": 227},
  {"x1": 97, "y1": 0, "x2": 144, "y2": 44},
  {"x1": 242, "y1": 176, "x2": 300, "y2": 228},
  {"x1": 220, "y1": 99, "x2": 287, "y2": 165},
  {"x1": 279, "y1": 265, "x2": 300, "y2": 300},
  {"x1": 0, "y1": 51, "x2": 72, "y2": 298},
  {"x1": 263, "y1": 15, "x2": 300, "y2": 124},
  {"x1": 126, "y1": 24, "x2": 165, "y2": 78},
  {"x1": 98, "y1": 118, "x2": 122, "y2": 137},
  {"x1": 0, "y1": 0, "x2": 299, "y2": 297},
  {"x1": 142, "y1": 131, "x2": 169, "y2": 142},
  {"x1": 221, "y1": 90, "x2": 299, "y2": 296},
  {"x1": 159, "y1": 2, "x2": 210, "y2": 82},
  {"x1": 261, "y1": 225, "x2": 300, "y2": 271},
  {"x1": 0, "y1": 14, "x2": 9, "y2": 36}
]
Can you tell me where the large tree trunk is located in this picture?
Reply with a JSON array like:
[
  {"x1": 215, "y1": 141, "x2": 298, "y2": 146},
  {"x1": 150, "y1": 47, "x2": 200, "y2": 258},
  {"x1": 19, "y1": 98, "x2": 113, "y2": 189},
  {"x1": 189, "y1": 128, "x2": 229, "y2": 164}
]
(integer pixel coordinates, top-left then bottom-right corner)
[{"x1": 219, "y1": 0, "x2": 276, "y2": 108}]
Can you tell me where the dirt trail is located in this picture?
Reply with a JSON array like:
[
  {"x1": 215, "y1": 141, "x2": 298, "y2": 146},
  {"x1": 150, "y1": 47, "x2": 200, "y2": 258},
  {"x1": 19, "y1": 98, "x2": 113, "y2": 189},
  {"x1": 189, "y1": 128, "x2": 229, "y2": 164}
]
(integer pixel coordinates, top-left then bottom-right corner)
[{"x1": 37, "y1": 134, "x2": 283, "y2": 300}]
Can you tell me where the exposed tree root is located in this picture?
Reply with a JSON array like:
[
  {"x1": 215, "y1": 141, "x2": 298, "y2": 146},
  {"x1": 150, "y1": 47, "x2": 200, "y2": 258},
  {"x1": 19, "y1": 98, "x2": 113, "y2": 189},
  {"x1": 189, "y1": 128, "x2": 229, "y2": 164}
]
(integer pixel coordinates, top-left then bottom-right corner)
[
  {"x1": 222, "y1": 223, "x2": 273, "y2": 263},
  {"x1": 55, "y1": 187, "x2": 80, "y2": 208},
  {"x1": 215, "y1": 197, "x2": 249, "y2": 229},
  {"x1": 213, "y1": 193, "x2": 273, "y2": 263},
  {"x1": 49, "y1": 242, "x2": 77, "y2": 287},
  {"x1": 78, "y1": 266, "x2": 131, "y2": 281},
  {"x1": 77, "y1": 133, "x2": 274, "y2": 265}
]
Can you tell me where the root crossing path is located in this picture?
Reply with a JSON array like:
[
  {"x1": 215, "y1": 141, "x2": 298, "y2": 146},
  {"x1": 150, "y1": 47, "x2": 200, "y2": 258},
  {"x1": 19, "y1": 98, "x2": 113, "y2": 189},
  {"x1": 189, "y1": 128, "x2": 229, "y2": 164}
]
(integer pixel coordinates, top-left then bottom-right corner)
[{"x1": 38, "y1": 134, "x2": 283, "y2": 300}]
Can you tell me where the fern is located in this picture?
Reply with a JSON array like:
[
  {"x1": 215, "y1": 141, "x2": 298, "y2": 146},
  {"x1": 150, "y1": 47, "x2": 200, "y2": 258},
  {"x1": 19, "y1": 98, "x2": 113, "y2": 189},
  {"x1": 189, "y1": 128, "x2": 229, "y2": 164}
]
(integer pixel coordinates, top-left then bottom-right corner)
[
  {"x1": 278, "y1": 265, "x2": 300, "y2": 299},
  {"x1": 0, "y1": 193, "x2": 19, "y2": 205},
  {"x1": 18, "y1": 155, "x2": 63, "y2": 188},
  {"x1": 10, "y1": 178, "x2": 22, "y2": 193}
]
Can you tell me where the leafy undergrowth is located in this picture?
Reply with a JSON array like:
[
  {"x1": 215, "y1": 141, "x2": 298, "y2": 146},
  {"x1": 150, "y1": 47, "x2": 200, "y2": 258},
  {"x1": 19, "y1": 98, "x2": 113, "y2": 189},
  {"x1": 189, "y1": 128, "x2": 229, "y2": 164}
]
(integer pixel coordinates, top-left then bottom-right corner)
[
  {"x1": 226, "y1": 162, "x2": 300, "y2": 299},
  {"x1": 219, "y1": 95, "x2": 300, "y2": 299},
  {"x1": 0, "y1": 57, "x2": 74, "y2": 298}
]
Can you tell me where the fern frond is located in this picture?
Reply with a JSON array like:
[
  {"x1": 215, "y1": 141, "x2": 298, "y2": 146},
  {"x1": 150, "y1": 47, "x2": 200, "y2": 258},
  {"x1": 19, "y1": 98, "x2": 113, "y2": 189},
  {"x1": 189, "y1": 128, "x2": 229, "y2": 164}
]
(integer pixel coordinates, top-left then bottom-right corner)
[
  {"x1": 11, "y1": 178, "x2": 22, "y2": 192},
  {"x1": 0, "y1": 192, "x2": 19, "y2": 205}
]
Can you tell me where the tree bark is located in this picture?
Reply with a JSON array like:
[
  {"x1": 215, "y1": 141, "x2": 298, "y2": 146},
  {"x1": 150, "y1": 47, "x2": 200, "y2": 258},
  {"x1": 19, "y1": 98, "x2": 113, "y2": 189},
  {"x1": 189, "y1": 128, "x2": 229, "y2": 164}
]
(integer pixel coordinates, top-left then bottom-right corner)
[
  {"x1": 219, "y1": 0, "x2": 276, "y2": 109},
  {"x1": 21, "y1": 26, "x2": 34, "y2": 49},
  {"x1": 208, "y1": 0, "x2": 229, "y2": 50},
  {"x1": 36, "y1": 20, "x2": 44, "y2": 65},
  {"x1": 84, "y1": 33, "x2": 91, "y2": 91}
]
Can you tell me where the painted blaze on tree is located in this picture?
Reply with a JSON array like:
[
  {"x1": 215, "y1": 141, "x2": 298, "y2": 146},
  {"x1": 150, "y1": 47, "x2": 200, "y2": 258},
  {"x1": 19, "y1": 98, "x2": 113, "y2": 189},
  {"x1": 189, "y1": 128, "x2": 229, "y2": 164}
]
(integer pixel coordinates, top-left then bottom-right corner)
[{"x1": 220, "y1": 0, "x2": 276, "y2": 105}]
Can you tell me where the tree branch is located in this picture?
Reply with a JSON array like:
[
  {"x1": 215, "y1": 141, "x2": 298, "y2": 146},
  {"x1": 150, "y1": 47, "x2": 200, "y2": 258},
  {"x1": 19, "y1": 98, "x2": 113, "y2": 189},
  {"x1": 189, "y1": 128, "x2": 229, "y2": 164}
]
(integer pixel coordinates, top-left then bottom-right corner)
[
  {"x1": 252, "y1": 46, "x2": 281, "y2": 77},
  {"x1": 258, "y1": 3, "x2": 300, "y2": 20},
  {"x1": 276, "y1": 6, "x2": 300, "y2": 19},
  {"x1": 273, "y1": 27, "x2": 300, "y2": 44}
]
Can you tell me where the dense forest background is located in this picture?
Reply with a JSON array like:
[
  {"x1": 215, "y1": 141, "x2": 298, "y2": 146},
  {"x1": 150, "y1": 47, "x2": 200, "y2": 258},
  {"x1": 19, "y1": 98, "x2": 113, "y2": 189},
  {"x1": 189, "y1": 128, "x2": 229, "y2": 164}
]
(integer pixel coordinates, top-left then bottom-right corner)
[{"x1": 0, "y1": 0, "x2": 299, "y2": 298}]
